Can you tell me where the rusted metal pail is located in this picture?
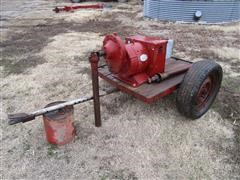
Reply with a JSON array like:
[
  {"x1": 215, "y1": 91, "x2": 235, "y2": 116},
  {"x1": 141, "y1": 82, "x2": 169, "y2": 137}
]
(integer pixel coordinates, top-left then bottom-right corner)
[{"x1": 43, "y1": 101, "x2": 75, "y2": 145}]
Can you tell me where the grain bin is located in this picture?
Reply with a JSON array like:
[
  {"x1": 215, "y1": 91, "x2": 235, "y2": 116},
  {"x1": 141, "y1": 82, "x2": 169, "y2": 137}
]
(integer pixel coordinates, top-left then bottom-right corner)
[{"x1": 144, "y1": 0, "x2": 240, "y2": 24}]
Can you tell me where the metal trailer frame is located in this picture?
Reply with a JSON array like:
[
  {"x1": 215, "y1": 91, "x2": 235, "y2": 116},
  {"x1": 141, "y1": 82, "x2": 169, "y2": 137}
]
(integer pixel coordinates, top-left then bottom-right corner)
[{"x1": 89, "y1": 52, "x2": 192, "y2": 127}]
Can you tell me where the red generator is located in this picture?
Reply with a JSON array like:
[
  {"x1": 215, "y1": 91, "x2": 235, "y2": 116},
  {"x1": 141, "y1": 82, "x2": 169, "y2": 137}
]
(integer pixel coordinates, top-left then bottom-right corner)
[
  {"x1": 89, "y1": 33, "x2": 223, "y2": 123},
  {"x1": 103, "y1": 34, "x2": 169, "y2": 87}
]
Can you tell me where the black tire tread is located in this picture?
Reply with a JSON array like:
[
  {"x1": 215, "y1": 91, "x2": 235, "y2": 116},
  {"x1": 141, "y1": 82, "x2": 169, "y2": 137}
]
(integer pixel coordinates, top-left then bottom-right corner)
[{"x1": 176, "y1": 60, "x2": 222, "y2": 119}]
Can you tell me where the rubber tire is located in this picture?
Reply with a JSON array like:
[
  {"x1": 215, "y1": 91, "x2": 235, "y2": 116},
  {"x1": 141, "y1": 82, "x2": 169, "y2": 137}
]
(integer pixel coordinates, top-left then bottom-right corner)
[
  {"x1": 176, "y1": 60, "x2": 223, "y2": 119},
  {"x1": 71, "y1": 0, "x2": 81, "y2": 3}
]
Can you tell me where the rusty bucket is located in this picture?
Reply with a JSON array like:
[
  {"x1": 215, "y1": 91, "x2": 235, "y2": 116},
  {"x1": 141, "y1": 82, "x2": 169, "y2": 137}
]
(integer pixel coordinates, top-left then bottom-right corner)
[{"x1": 43, "y1": 101, "x2": 75, "y2": 145}]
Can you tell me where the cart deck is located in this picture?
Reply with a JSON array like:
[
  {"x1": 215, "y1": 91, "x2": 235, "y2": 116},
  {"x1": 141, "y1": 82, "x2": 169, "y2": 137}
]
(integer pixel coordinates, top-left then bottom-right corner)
[{"x1": 98, "y1": 59, "x2": 192, "y2": 104}]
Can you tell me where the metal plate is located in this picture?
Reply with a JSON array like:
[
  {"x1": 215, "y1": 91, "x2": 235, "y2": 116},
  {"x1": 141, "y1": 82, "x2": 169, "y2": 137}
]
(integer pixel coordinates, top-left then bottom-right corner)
[{"x1": 98, "y1": 59, "x2": 192, "y2": 103}]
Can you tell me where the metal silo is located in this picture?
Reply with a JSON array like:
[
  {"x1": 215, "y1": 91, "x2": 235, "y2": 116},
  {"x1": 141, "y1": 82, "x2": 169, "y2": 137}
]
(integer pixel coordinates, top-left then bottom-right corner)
[{"x1": 144, "y1": 0, "x2": 240, "y2": 24}]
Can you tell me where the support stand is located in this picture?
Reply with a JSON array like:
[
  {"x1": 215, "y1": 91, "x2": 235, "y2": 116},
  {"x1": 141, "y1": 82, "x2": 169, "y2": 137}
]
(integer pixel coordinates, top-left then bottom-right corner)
[{"x1": 89, "y1": 52, "x2": 101, "y2": 127}]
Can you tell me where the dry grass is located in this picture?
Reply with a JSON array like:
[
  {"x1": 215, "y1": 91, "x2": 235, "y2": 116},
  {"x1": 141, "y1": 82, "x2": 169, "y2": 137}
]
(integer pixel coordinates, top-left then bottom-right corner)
[
  {"x1": 212, "y1": 47, "x2": 240, "y2": 60},
  {"x1": 1, "y1": 0, "x2": 240, "y2": 179}
]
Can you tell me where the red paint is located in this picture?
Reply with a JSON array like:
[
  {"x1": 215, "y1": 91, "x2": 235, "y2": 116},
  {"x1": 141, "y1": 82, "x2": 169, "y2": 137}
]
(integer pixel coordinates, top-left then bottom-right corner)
[
  {"x1": 103, "y1": 34, "x2": 168, "y2": 87},
  {"x1": 98, "y1": 66, "x2": 188, "y2": 104},
  {"x1": 43, "y1": 102, "x2": 75, "y2": 145},
  {"x1": 53, "y1": 4, "x2": 104, "y2": 13}
]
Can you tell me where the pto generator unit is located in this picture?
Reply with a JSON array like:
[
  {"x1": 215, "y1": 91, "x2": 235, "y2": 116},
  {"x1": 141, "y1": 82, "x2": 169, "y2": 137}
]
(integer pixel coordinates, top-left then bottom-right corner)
[{"x1": 96, "y1": 33, "x2": 223, "y2": 120}]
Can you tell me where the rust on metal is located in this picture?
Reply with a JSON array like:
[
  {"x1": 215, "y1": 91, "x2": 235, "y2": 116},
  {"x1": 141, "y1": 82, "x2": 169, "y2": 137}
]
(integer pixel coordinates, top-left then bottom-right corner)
[
  {"x1": 148, "y1": 60, "x2": 192, "y2": 83},
  {"x1": 98, "y1": 59, "x2": 192, "y2": 104},
  {"x1": 196, "y1": 75, "x2": 214, "y2": 109},
  {"x1": 43, "y1": 101, "x2": 75, "y2": 145},
  {"x1": 89, "y1": 52, "x2": 101, "y2": 127}
]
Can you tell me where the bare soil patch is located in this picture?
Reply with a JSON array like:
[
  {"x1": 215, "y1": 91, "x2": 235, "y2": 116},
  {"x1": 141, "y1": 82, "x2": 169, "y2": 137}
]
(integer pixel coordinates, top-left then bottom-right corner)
[
  {"x1": 1, "y1": 18, "x2": 135, "y2": 76},
  {"x1": 1, "y1": 1, "x2": 240, "y2": 179}
]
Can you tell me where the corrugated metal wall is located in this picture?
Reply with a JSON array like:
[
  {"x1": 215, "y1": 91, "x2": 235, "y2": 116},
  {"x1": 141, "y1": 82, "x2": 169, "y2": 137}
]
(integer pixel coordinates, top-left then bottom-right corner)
[{"x1": 144, "y1": 0, "x2": 240, "y2": 24}]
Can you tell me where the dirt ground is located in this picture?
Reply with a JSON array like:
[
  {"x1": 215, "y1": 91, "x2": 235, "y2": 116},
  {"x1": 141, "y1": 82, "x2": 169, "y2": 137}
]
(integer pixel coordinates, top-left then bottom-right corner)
[{"x1": 1, "y1": 0, "x2": 240, "y2": 179}]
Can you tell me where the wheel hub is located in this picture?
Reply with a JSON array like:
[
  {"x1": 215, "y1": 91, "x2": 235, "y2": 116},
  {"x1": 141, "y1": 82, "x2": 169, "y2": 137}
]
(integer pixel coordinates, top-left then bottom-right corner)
[{"x1": 197, "y1": 76, "x2": 213, "y2": 108}]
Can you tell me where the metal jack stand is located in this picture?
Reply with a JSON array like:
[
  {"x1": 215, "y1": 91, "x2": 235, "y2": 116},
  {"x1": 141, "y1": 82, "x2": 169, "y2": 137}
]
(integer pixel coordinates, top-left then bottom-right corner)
[{"x1": 89, "y1": 52, "x2": 102, "y2": 127}]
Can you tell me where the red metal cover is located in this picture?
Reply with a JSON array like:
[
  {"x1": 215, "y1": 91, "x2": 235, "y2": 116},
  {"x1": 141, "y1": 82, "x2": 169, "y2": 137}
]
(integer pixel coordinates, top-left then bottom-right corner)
[{"x1": 103, "y1": 34, "x2": 168, "y2": 87}]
